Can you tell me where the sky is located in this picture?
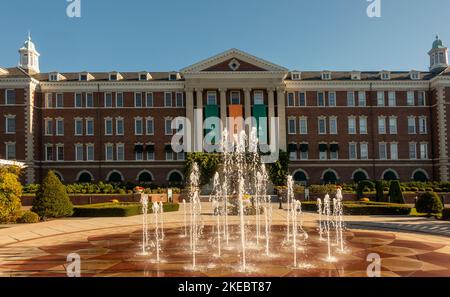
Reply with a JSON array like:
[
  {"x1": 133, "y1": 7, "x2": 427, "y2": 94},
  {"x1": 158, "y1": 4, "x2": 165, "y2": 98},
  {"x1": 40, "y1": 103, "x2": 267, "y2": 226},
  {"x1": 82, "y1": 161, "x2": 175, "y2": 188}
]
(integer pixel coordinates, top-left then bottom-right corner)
[{"x1": 0, "y1": 0, "x2": 449, "y2": 72}]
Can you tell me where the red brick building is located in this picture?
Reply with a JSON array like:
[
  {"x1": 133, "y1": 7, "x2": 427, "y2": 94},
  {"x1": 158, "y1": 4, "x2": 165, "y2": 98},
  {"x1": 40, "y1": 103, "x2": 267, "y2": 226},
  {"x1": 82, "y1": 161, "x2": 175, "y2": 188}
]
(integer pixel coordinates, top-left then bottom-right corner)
[{"x1": 1, "y1": 35, "x2": 450, "y2": 185}]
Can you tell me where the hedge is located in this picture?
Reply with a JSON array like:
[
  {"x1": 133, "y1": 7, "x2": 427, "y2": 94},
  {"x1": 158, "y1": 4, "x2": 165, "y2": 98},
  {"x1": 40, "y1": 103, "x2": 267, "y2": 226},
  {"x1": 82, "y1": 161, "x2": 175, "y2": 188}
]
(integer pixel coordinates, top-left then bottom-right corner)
[
  {"x1": 73, "y1": 202, "x2": 180, "y2": 217},
  {"x1": 300, "y1": 201, "x2": 412, "y2": 216},
  {"x1": 442, "y1": 209, "x2": 450, "y2": 221}
]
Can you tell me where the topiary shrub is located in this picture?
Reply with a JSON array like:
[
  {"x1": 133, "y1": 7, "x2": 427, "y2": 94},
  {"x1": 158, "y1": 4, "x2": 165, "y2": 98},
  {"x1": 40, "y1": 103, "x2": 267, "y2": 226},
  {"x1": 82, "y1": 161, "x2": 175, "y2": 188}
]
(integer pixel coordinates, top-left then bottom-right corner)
[
  {"x1": 442, "y1": 209, "x2": 450, "y2": 221},
  {"x1": 32, "y1": 171, "x2": 73, "y2": 219},
  {"x1": 375, "y1": 181, "x2": 385, "y2": 202},
  {"x1": 416, "y1": 192, "x2": 444, "y2": 216},
  {"x1": 0, "y1": 167, "x2": 23, "y2": 223},
  {"x1": 389, "y1": 180, "x2": 405, "y2": 204},
  {"x1": 17, "y1": 211, "x2": 40, "y2": 224},
  {"x1": 356, "y1": 180, "x2": 375, "y2": 200}
]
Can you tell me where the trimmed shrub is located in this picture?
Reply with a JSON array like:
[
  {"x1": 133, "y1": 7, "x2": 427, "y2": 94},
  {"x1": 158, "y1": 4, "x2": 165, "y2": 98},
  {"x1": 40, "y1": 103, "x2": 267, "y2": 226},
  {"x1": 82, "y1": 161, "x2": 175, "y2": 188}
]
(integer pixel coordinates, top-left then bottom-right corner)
[
  {"x1": 375, "y1": 181, "x2": 385, "y2": 202},
  {"x1": 17, "y1": 211, "x2": 40, "y2": 224},
  {"x1": 73, "y1": 202, "x2": 180, "y2": 217},
  {"x1": 389, "y1": 180, "x2": 405, "y2": 204},
  {"x1": 356, "y1": 180, "x2": 375, "y2": 199},
  {"x1": 442, "y1": 209, "x2": 450, "y2": 221},
  {"x1": 300, "y1": 201, "x2": 411, "y2": 215},
  {"x1": 32, "y1": 171, "x2": 73, "y2": 219},
  {"x1": 416, "y1": 192, "x2": 444, "y2": 215},
  {"x1": 0, "y1": 168, "x2": 23, "y2": 223}
]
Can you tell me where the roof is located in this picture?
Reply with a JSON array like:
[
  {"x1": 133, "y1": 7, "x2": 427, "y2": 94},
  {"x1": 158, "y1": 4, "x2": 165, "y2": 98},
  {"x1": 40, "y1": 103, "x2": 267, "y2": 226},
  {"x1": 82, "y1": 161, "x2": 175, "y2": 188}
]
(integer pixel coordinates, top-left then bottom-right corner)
[
  {"x1": 285, "y1": 71, "x2": 437, "y2": 81},
  {"x1": 31, "y1": 71, "x2": 180, "y2": 82}
]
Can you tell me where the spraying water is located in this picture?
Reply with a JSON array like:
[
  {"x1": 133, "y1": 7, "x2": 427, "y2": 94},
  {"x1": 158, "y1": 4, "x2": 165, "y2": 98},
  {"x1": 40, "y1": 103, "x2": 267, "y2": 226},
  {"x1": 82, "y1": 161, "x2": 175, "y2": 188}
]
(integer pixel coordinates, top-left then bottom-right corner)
[
  {"x1": 159, "y1": 201, "x2": 165, "y2": 240},
  {"x1": 152, "y1": 202, "x2": 161, "y2": 262},
  {"x1": 189, "y1": 163, "x2": 201, "y2": 269},
  {"x1": 140, "y1": 194, "x2": 149, "y2": 255},
  {"x1": 317, "y1": 198, "x2": 323, "y2": 240},
  {"x1": 183, "y1": 199, "x2": 187, "y2": 237},
  {"x1": 323, "y1": 194, "x2": 335, "y2": 262},
  {"x1": 335, "y1": 187, "x2": 345, "y2": 252}
]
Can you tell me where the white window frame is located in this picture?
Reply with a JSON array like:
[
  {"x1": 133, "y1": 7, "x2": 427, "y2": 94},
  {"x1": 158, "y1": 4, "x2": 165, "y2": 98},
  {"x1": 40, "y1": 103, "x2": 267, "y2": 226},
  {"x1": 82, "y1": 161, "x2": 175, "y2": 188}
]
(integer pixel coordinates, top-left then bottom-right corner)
[
  {"x1": 328, "y1": 92, "x2": 336, "y2": 107},
  {"x1": 45, "y1": 144, "x2": 53, "y2": 161},
  {"x1": 165, "y1": 118, "x2": 173, "y2": 136},
  {"x1": 388, "y1": 91, "x2": 396, "y2": 107},
  {"x1": 105, "y1": 118, "x2": 113, "y2": 136},
  {"x1": 287, "y1": 92, "x2": 295, "y2": 107},
  {"x1": 377, "y1": 91, "x2": 385, "y2": 107},
  {"x1": 86, "y1": 144, "x2": 95, "y2": 162},
  {"x1": 146, "y1": 117, "x2": 154, "y2": 135},
  {"x1": 45, "y1": 118, "x2": 53, "y2": 136},
  {"x1": 390, "y1": 143, "x2": 399, "y2": 160},
  {"x1": 135, "y1": 92, "x2": 143, "y2": 107},
  {"x1": 86, "y1": 93, "x2": 94, "y2": 108},
  {"x1": 299, "y1": 117, "x2": 308, "y2": 135},
  {"x1": 358, "y1": 91, "x2": 366, "y2": 107},
  {"x1": 349, "y1": 143, "x2": 358, "y2": 160},
  {"x1": 407, "y1": 91, "x2": 415, "y2": 106},
  {"x1": 359, "y1": 117, "x2": 368, "y2": 134},
  {"x1": 318, "y1": 117, "x2": 327, "y2": 135},
  {"x1": 85, "y1": 118, "x2": 94, "y2": 136},
  {"x1": 389, "y1": 117, "x2": 398, "y2": 134},
  {"x1": 116, "y1": 92, "x2": 124, "y2": 108},
  {"x1": 348, "y1": 117, "x2": 356, "y2": 135},
  {"x1": 299, "y1": 92, "x2": 306, "y2": 106},
  {"x1": 75, "y1": 144, "x2": 84, "y2": 161},
  {"x1": 74, "y1": 118, "x2": 83, "y2": 136},
  {"x1": 105, "y1": 144, "x2": 114, "y2": 161},
  {"x1": 360, "y1": 142, "x2": 369, "y2": 160},
  {"x1": 419, "y1": 116, "x2": 427, "y2": 134},
  {"x1": 5, "y1": 142, "x2": 16, "y2": 160},
  {"x1": 55, "y1": 118, "x2": 64, "y2": 136},
  {"x1": 5, "y1": 89, "x2": 16, "y2": 105},
  {"x1": 5, "y1": 115, "x2": 16, "y2": 134},
  {"x1": 116, "y1": 143, "x2": 125, "y2": 161},
  {"x1": 116, "y1": 117, "x2": 124, "y2": 136},
  {"x1": 75, "y1": 93, "x2": 83, "y2": 108},
  {"x1": 56, "y1": 144, "x2": 64, "y2": 161},
  {"x1": 164, "y1": 92, "x2": 173, "y2": 107},
  {"x1": 408, "y1": 116, "x2": 416, "y2": 134},
  {"x1": 207, "y1": 91, "x2": 217, "y2": 105},
  {"x1": 347, "y1": 91, "x2": 355, "y2": 107},
  {"x1": 409, "y1": 142, "x2": 417, "y2": 160},
  {"x1": 230, "y1": 91, "x2": 240, "y2": 105},
  {"x1": 135, "y1": 117, "x2": 143, "y2": 135},
  {"x1": 420, "y1": 143, "x2": 428, "y2": 160},
  {"x1": 104, "y1": 93, "x2": 113, "y2": 108},
  {"x1": 56, "y1": 93, "x2": 64, "y2": 108},
  {"x1": 378, "y1": 116, "x2": 386, "y2": 134},
  {"x1": 379, "y1": 143, "x2": 387, "y2": 160},
  {"x1": 176, "y1": 92, "x2": 184, "y2": 107},
  {"x1": 45, "y1": 93, "x2": 53, "y2": 108},
  {"x1": 288, "y1": 118, "x2": 296, "y2": 135},
  {"x1": 317, "y1": 92, "x2": 325, "y2": 107},
  {"x1": 329, "y1": 116, "x2": 338, "y2": 135}
]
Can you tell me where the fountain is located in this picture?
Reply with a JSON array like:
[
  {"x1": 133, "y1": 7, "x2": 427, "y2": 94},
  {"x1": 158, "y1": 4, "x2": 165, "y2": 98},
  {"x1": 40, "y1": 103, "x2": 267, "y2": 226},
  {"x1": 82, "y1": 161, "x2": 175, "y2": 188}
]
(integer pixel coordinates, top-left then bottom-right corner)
[
  {"x1": 182, "y1": 199, "x2": 187, "y2": 237},
  {"x1": 323, "y1": 194, "x2": 336, "y2": 262},
  {"x1": 152, "y1": 202, "x2": 161, "y2": 262},
  {"x1": 159, "y1": 201, "x2": 165, "y2": 240},
  {"x1": 188, "y1": 163, "x2": 202, "y2": 269},
  {"x1": 317, "y1": 198, "x2": 323, "y2": 240},
  {"x1": 139, "y1": 194, "x2": 149, "y2": 255},
  {"x1": 335, "y1": 187, "x2": 345, "y2": 252}
]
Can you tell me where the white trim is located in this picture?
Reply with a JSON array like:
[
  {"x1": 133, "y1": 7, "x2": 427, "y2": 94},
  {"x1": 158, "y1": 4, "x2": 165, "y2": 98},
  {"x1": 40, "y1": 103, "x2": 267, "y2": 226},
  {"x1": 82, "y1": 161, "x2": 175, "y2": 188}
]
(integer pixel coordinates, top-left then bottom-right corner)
[
  {"x1": 106, "y1": 170, "x2": 124, "y2": 182},
  {"x1": 76, "y1": 170, "x2": 94, "y2": 182},
  {"x1": 411, "y1": 168, "x2": 430, "y2": 180},
  {"x1": 292, "y1": 169, "x2": 310, "y2": 181},
  {"x1": 166, "y1": 169, "x2": 184, "y2": 181},
  {"x1": 136, "y1": 170, "x2": 155, "y2": 182},
  {"x1": 380, "y1": 168, "x2": 399, "y2": 180},
  {"x1": 321, "y1": 168, "x2": 340, "y2": 181},
  {"x1": 351, "y1": 168, "x2": 370, "y2": 180}
]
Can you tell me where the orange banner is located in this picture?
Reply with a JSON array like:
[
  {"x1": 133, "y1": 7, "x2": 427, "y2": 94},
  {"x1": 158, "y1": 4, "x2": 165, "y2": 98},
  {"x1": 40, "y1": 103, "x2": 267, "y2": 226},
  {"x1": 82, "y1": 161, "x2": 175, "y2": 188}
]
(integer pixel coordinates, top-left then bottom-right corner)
[{"x1": 228, "y1": 104, "x2": 243, "y2": 118}]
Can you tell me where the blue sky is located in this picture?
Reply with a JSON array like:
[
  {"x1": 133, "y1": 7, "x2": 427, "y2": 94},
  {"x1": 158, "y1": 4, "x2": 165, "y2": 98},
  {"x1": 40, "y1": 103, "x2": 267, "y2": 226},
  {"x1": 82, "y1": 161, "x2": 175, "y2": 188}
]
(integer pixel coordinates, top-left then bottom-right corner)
[{"x1": 0, "y1": 0, "x2": 448, "y2": 72}]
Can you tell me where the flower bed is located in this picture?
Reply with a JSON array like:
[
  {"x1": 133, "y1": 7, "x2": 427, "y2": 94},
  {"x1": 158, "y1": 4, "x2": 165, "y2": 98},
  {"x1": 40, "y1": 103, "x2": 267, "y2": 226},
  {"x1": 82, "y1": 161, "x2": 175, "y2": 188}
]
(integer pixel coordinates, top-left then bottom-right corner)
[{"x1": 72, "y1": 202, "x2": 180, "y2": 217}]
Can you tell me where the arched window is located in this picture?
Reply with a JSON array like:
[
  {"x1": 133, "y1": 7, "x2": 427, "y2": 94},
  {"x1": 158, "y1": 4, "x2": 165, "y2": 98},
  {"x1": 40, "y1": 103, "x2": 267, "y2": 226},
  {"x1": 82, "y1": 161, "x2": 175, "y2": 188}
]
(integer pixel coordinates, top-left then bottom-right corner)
[
  {"x1": 108, "y1": 172, "x2": 123, "y2": 183},
  {"x1": 54, "y1": 172, "x2": 64, "y2": 182},
  {"x1": 138, "y1": 172, "x2": 153, "y2": 183},
  {"x1": 168, "y1": 171, "x2": 183, "y2": 186},
  {"x1": 323, "y1": 170, "x2": 338, "y2": 184},
  {"x1": 293, "y1": 170, "x2": 308, "y2": 184},
  {"x1": 413, "y1": 171, "x2": 428, "y2": 182},
  {"x1": 383, "y1": 170, "x2": 398, "y2": 181},
  {"x1": 78, "y1": 172, "x2": 92, "y2": 183},
  {"x1": 353, "y1": 171, "x2": 368, "y2": 183}
]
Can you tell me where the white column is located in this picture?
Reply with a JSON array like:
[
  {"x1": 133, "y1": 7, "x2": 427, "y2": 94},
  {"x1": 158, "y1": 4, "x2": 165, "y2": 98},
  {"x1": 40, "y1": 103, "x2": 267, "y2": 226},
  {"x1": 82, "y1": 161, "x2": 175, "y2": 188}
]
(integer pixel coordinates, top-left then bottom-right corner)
[
  {"x1": 219, "y1": 88, "x2": 227, "y2": 130},
  {"x1": 267, "y1": 88, "x2": 275, "y2": 146},
  {"x1": 185, "y1": 88, "x2": 194, "y2": 152},
  {"x1": 195, "y1": 88, "x2": 204, "y2": 152},
  {"x1": 277, "y1": 87, "x2": 287, "y2": 151},
  {"x1": 244, "y1": 88, "x2": 252, "y2": 135}
]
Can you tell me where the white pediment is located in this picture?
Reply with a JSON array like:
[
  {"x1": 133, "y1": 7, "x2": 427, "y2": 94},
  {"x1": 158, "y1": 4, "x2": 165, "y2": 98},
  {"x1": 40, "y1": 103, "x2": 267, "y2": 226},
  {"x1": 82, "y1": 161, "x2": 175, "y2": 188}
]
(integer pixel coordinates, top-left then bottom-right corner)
[{"x1": 180, "y1": 48, "x2": 288, "y2": 73}]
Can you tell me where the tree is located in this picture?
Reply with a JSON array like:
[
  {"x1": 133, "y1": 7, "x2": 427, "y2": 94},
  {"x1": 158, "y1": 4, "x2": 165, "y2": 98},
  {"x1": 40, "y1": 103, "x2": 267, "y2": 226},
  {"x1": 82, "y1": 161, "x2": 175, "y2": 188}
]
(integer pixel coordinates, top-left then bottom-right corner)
[
  {"x1": 0, "y1": 167, "x2": 23, "y2": 223},
  {"x1": 375, "y1": 180, "x2": 385, "y2": 202},
  {"x1": 184, "y1": 153, "x2": 222, "y2": 186},
  {"x1": 416, "y1": 192, "x2": 444, "y2": 216},
  {"x1": 356, "y1": 180, "x2": 375, "y2": 200},
  {"x1": 32, "y1": 171, "x2": 73, "y2": 219},
  {"x1": 268, "y1": 151, "x2": 290, "y2": 186},
  {"x1": 388, "y1": 180, "x2": 405, "y2": 204}
]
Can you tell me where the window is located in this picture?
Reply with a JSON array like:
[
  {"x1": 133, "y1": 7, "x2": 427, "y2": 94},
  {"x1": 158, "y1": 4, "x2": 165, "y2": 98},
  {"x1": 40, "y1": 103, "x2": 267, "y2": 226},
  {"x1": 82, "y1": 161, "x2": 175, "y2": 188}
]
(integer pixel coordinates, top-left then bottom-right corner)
[
  {"x1": 359, "y1": 117, "x2": 367, "y2": 134},
  {"x1": 360, "y1": 143, "x2": 369, "y2": 160},
  {"x1": 116, "y1": 118, "x2": 124, "y2": 135},
  {"x1": 207, "y1": 92, "x2": 217, "y2": 105},
  {"x1": 145, "y1": 92, "x2": 153, "y2": 107},
  {"x1": 45, "y1": 93, "x2": 53, "y2": 108},
  {"x1": 288, "y1": 118, "x2": 296, "y2": 134},
  {"x1": 5, "y1": 90, "x2": 15, "y2": 105},
  {"x1": 56, "y1": 145, "x2": 64, "y2": 161},
  {"x1": 75, "y1": 93, "x2": 83, "y2": 108},
  {"x1": 329, "y1": 117, "x2": 337, "y2": 134},
  {"x1": 86, "y1": 144, "x2": 94, "y2": 161},
  {"x1": 287, "y1": 93, "x2": 295, "y2": 107},
  {"x1": 377, "y1": 91, "x2": 385, "y2": 106},
  {"x1": 165, "y1": 118, "x2": 173, "y2": 135},
  {"x1": 408, "y1": 117, "x2": 416, "y2": 134},
  {"x1": 299, "y1": 117, "x2": 308, "y2": 135},
  {"x1": 300, "y1": 145, "x2": 309, "y2": 160},
  {"x1": 381, "y1": 72, "x2": 390, "y2": 80},
  {"x1": 319, "y1": 144, "x2": 327, "y2": 160},
  {"x1": 116, "y1": 144, "x2": 125, "y2": 161},
  {"x1": 388, "y1": 92, "x2": 396, "y2": 107},
  {"x1": 75, "y1": 144, "x2": 84, "y2": 161},
  {"x1": 5, "y1": 143, "x2": 16, "y2": 160},
  {"x1": 420, "y1": 143, "x2": 428, "y2": 160},
  {"x1": 109, "y1": 74, "x2": 118, "y2": 81},
  {"x1": 45, "y1": 118, "x2": 53, "y2": 136},
  {"x1": 164, "y1": 92, "x2": 172, "y2": 107},
  {"x1": 317, "y1": 92, "x2": 325, "y2": 106},
  {"x1": 45, "y1": 145, "x2": 53, "y2": 161},
  {"x1": 419, "y1": 117, "x2": 427, "y2": 134},
  {"x1": 146, "y1": 117, "x2": 154, "y2": 135},
  {"x1": 254, "y1": 91, "x2": 264, "y2": 105},
  {"x1": 358, "y1": 91, "x2": 366, "y2": 107},
  {"x1": 176, "y1": 92, "x2": 184, "y2": 107},
  {"x1": 86, "y1": 93, "x2": 94, "y2": 108},
  {"x1": 147, "y1": 147, "x2": 155, "y2": 161},
  {"x1": 322, "y1": 72, "x2": 331, "y2": 80},
  {"x1": 328, "y1": 92, "x2": 336, "y2": 107},
  {"x1": 177, "y1": 152, "x2": 186, "y2": 161},
  {"x1": 299, "y1": 92, "x2": 306, "y2": 106},
  {"x1": 135, "y1": 93, "x2": 143, "y2": 107},
  {"x1": 349, "y1": 143, "x2": 358, "y2": 160},
  {"x1": 75, "y1": 119, "x2": 83, "y2": 136},
  {"x1": 348, "y1": 117, "x2": 356, "y2": 134},
  {"x1": 389, "y1": 117, "x2": 397, "y2": 134},
  {"x1": 86, "y1": 119, "x2": 94, "y2": 136},
  {"x1": 379, "y1": 143, "x2": 387, "y2": 160},
  {"x1": 105, "y1": 118, "x2": 113, "y2": 135},
  {"x1": 318, "y1": 118, "x2": 327, "y2": 134},
  {"x1": 116, "y1": 93, "x2": 124, "y2": 108},
  {"x1": 418, "y1": 91, "x2": 426, "y2": 106},
  {"x1": 230, "y1": 91, "x2": 240, "y2": 105},
  {"x1": 347, "y1": 92, "x2": 355, "y2": 107},
  {"x1": 407, "y1": 91, "x2": 415, "y2": 106},
  {"x1": 56, "y1": 93, "x2": 64, "y2": 108},
  {"x1": 135, "y1": 118, "x2": 143, "y2": 135},
  {"x1": 409, "y1": 143, "x2": 417, "y2": 160},
  {"x1": 289, "y1": 144, "x2": 297, "y2": 160},
  {"x1": 56, "y1": 119, "x2": 64, "y2": 136},
  {"x1": 105, "y1": 144, "x2": 114, "y2": 161},
  {"x1": 105, "y1": 93, "x2": 113, "y2": 108},
  {"x1": 378, "y1": 117, "x2": 386, "y2": 134},
  {"x1": 390, "y1": 143, "x2": 398, "y2": 160},
  {"x1": 5, "y1": 116, "x2": 16, "y2": 134},
  {"x1": 166, "y1": 149, "x2": 174, "y2": 161},
  {"x1": 79, "y1": 74, "x2": 88, "y2": 81}
]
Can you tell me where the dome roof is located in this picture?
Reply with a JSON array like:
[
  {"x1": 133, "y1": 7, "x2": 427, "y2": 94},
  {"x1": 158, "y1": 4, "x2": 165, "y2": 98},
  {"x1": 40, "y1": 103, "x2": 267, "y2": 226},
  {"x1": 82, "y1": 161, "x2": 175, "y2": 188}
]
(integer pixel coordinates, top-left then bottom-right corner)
[
  {"x1": 19, "y1": 34, "x2": 37, "y2": 52},
  {"x1": 433, "y1": 35, "x2": 445, "y2": 49}
]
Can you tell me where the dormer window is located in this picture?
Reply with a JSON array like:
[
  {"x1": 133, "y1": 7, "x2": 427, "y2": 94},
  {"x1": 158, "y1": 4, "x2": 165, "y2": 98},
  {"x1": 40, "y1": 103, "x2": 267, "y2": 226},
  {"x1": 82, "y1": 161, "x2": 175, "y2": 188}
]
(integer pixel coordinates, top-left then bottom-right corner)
[
  {"x1": 380, "y1": 71, "x2": 391, "y2": 80},
  {"x1": 410, "y1": 71, "x2": 420, "y2": 80},
  {"x1": 79, "y1": 73, "x2": 88, "y2": 81},
  {"x1": 109, "y1": 72, "x2": 122, "y2": 81},
  {"x1": 139, "y1": 72, "x2": 151, "y2": 81},
  {"x1": 321, "y1": 71, "x2": 331, "y2": 80},
  {"x1": 49, "y1": 72, "x2": 60, "y2": 82},
  {"x1": 351, "y1": 71, "x2": 361, "y2": 80},
  {"x1": 169, "y1": 72, "x2": 180, "y2": 81},
  {"x1": 110, "y1": 74, "x2": 118, "y2": 81},
  {"x1": 291, "y1": 71, "x2": 301, "y2": 80}
]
